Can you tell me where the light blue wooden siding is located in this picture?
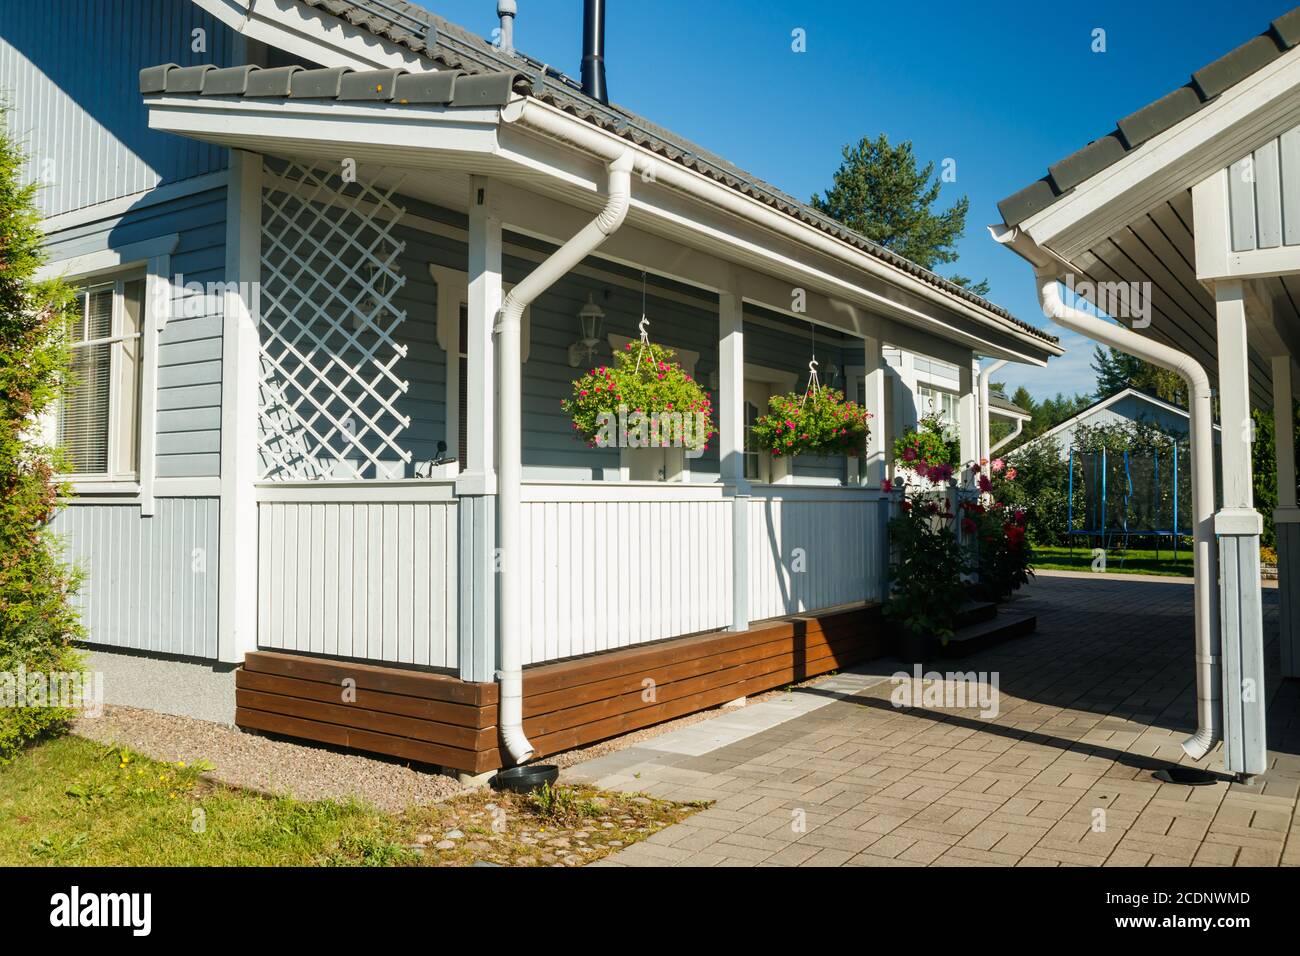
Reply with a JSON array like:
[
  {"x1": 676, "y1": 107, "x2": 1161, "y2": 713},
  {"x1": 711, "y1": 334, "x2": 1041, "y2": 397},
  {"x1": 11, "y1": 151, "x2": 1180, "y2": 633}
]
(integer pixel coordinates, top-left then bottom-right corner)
[
  {"x1": 0, "y1": 0, "x2": 232, "y2": 217},
  {"x1": 52, "y1": 499, "x2": 220, "y2": 658},
  {"x1": 1229, "y1": 123, "x2": 1300, "y2": 251},
  {"x1": 45, "y1": 184, "x2": 228, "y2": 477}
]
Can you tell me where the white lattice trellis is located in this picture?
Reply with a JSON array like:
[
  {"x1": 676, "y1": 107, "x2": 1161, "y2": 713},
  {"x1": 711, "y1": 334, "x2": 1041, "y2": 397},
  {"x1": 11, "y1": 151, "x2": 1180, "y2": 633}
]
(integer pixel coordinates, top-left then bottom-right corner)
[{"x1": 258, "y1": 160, "x2": 412, "y2": 480}]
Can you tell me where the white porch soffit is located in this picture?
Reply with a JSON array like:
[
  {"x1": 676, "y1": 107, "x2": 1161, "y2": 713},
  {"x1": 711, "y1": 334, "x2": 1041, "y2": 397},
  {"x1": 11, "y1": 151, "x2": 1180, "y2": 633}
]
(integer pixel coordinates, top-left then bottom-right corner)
[
  {"x1": 995, "y1": 7, "x2": 1300, "y2": 407},
  {"x1": 141, "y1": 58, "x2": 1060, "y2": 366}
]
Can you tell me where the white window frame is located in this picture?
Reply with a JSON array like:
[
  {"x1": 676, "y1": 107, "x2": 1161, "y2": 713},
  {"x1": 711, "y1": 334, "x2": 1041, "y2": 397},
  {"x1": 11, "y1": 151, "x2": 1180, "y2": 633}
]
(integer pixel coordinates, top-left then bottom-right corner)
[
  {"x1": 739, "y1": 363, "x2": 798, "y2": 486},
  {"x1": 37, "y1": 235, "x2": 178, "y2": 514}
]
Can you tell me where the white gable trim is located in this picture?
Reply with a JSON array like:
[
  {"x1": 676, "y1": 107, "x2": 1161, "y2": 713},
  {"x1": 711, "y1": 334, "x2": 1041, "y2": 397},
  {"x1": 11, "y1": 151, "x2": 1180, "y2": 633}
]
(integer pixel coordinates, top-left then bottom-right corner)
[
  {"x1": 1019, "y1": 44, "x2": 1300, "y2": 261},
  {"x1": 192, "y1": 0, "x2": 434, "y2": 71}
]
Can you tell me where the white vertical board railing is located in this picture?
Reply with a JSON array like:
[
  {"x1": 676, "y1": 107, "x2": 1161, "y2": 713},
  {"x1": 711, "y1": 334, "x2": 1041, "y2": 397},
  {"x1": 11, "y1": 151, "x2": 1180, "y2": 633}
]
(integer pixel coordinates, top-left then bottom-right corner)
[
  {"x1": 748, "y1": 487, "x2": 886, "y2": 621},
  {"x1": 518, "y1": 482, "x2": 733, "y2": 665},
  {"x1": 255, "y1": 483, "x2": 458, "y2": 668}
]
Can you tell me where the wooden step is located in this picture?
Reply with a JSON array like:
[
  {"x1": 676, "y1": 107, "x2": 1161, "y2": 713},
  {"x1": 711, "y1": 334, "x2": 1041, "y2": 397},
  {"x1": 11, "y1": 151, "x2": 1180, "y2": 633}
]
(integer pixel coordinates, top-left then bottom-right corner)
[
  {"x1": 955, "y1": 601, "x2": 998, "y2": 629},
  {"x1": 939, "y1": 610, "x2": 1037, "y2": 658}
]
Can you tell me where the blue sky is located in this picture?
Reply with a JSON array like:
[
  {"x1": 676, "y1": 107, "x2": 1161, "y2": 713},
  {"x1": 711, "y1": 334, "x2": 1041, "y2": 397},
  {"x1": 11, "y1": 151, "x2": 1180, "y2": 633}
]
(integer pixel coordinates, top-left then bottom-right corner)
[{"x1": 421, "y1": 0, "x2": 1294, "y2": 401}]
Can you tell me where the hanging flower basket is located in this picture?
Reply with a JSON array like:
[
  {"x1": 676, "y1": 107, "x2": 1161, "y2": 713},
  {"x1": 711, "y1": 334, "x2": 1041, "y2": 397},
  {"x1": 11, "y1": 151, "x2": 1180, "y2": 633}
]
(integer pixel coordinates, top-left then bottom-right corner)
[
  {"x1": 751, "y1": 386, "x2": 871, "y2": 458},
  {"x1": 562, "y1": 339, "x2": 715, "y2": 452}
]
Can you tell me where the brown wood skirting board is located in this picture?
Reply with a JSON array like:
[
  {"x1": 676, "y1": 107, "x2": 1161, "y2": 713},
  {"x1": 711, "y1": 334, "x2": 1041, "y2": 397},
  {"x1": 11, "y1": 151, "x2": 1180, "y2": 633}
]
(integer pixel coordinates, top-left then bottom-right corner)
[{"x1": 237, "y1": 602, "x2": 884, "y2": 773}]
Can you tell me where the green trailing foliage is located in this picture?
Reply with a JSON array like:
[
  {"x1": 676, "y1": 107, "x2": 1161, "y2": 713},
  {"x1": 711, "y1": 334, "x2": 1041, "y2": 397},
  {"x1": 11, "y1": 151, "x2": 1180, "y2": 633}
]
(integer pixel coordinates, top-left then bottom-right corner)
[
  {"x1": 562, "y1": 340, "x2": 715, "y2": 452},
  {"x1": 0, "y1": 106, "x2": 84, "y2": 763},
  {"x1": 749, "y1": 386, "x2": 870, "y2": 459}
]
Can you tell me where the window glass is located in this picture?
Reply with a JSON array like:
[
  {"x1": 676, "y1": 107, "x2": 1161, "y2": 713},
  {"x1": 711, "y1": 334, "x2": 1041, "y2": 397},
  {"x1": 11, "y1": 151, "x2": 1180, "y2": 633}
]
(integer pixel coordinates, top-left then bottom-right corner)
[{"x1": 58, "y1": 277, "x2": 144, "y2": 477}]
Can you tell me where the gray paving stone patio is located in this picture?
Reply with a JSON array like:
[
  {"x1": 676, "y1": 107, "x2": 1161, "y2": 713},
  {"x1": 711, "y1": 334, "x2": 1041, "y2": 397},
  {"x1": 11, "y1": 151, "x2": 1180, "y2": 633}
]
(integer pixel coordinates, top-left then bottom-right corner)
[{"x1": 565, "y1": 573, "x2": 1300, "y2": 867}]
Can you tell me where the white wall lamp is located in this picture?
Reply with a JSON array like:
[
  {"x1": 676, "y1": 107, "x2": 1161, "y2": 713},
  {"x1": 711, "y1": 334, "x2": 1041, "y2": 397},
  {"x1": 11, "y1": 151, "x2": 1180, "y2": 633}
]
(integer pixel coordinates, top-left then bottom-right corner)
[{"x1": 568, "y1": 292, "x2": 605, "y2": 367}]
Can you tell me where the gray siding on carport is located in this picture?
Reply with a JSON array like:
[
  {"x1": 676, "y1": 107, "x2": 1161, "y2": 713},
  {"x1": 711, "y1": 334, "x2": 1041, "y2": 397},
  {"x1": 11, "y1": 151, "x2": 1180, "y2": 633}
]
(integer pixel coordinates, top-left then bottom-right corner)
[
  {"x1": 45, "y1": 184, "x2": 228, "y2": 478},
  {"x1": 52, "y1": 499, "x2": 220, "y2": 659},
  {"x1": 0, "y1": 0, "x2": 232, "y2": 217},
  {"x1": 1229, "y1": 122, "x2": 1300, "y2": 251}
]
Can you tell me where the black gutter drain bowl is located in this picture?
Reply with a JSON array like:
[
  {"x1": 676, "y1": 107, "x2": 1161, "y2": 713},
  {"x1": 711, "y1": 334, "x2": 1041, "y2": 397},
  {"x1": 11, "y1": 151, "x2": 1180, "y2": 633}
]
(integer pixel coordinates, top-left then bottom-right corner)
[
  {"x1": 492, "y1": 764, "x2": 560, "y2": 793},
  {"x1": 1153, "y1": 767, "x2": 1218, "y2": 786}
]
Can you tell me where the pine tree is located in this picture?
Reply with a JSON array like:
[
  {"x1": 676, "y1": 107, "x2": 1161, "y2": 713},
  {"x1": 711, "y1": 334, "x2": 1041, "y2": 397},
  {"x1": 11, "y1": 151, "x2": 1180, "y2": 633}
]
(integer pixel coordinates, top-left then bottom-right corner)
[{"x1": 811, "y1": 133, "x2": 988, "y2": 293}]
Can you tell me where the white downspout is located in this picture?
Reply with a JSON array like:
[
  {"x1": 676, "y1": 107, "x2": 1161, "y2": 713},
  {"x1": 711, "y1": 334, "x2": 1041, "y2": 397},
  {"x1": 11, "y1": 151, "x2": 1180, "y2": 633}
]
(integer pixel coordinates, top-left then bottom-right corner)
[
  {"x1": 982, "y1": 358, "x2": 1008, "y2": 463},
  {"x1": 989, "y1": 417, "x2": 1023, "y2": 456},
  {"x1": 1037, "y1": 273, "x2": 1221, "y2": 760},
  {"x1": 496, "y1": 148, "x2": 635, "y2": 764}
]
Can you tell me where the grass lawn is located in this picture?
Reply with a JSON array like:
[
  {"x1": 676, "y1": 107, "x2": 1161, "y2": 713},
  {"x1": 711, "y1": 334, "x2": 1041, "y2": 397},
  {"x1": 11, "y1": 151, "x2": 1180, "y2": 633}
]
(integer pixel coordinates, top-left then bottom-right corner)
[
  {"x1": 0, "y1": 734, "x2": 703, "y2": 866},
  {"x1": 1033, "y1": 544, "x2": 1194, "y2": 577}
]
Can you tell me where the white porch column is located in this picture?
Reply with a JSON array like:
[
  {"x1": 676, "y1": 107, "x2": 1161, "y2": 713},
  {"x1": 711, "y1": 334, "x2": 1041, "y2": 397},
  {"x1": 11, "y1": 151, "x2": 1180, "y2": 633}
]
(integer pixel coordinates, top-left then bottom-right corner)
[
  {"x1": 1273, "y1": 354, "x2": 1300, "y2": 678},
  {"x1": 457, "y1": 177, "x2": 503, "y2": 682},
  {"x1": 958, "y1": 355, "x2": 979, "y2": 478},
  {"x1": 1215, "y1": 280, "x2": 1268, "y2": 776},
  {"x1": 862, "y1": 334, "x2": 887, "y2": 486},
  {"x1": 718, "y1": 286, "x2": 750, "y2": 632},
  {"x1": 217, "y1": 150, "x2": 262, "y2": 664}
]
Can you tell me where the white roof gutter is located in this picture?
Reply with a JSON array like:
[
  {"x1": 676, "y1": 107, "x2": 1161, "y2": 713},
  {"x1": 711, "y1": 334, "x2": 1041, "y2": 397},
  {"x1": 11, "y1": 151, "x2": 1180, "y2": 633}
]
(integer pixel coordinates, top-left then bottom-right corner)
[{"x1": 504, "y1": 98, "x2": 1062, "y2": 363}]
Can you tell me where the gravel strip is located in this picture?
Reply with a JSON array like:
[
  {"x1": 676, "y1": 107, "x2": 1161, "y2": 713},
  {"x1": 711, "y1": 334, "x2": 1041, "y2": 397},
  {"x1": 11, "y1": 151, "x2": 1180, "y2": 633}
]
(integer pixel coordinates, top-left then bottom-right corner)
[{"x1": 71, "y1": 706, "x2": 462, "y2": 812}]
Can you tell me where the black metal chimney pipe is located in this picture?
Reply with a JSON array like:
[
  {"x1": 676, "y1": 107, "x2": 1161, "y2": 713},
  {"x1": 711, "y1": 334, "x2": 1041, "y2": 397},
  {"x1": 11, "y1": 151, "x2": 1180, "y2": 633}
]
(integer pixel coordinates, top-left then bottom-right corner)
[{"x1": 580, "y1": 0, "x2": 608, "y2": 104}]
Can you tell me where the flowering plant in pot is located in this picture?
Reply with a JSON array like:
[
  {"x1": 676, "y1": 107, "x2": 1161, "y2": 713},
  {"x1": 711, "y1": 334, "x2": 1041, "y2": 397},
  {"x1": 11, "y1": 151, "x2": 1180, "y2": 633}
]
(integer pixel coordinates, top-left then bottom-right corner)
[
  {"x1": 749, "y1": 386, "x2": 871, "y2": 459},
  {"x1": 893, "y1": 413, "x2": 959, "y2": 484},
  {"x1": 561, "y1": 340, "x2": 715, "y2": 452},
  {"x1": 883, "y1": 488, "x2": 967, "y2": 663},
  {"x1": 964, "y1": 496, "x2": 1034, "y2": 602}
]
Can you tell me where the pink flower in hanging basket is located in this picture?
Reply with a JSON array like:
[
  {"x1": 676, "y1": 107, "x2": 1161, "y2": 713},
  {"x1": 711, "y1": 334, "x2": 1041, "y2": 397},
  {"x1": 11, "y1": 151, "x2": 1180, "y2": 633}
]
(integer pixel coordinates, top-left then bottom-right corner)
[{"x1": 903, "y1": 446, "x2": 917, "y2": 462}]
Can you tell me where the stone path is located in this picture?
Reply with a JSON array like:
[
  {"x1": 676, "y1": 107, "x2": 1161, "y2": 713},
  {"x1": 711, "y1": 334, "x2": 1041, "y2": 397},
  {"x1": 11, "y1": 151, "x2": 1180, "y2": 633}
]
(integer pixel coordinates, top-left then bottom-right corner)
[{"x1": 566, "y1": 575, "x2": 1300, "y2": 866}]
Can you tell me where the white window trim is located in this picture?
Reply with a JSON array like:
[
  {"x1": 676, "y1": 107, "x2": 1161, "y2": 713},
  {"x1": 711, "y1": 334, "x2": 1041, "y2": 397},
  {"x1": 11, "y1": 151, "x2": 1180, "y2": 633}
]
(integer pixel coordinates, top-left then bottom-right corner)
[
  {"x1": 430, "y1": 263, "x2": 528, "y2": 475},
  {"x1": 39, "y1": 234, "x2": 179, "y2": 515}
]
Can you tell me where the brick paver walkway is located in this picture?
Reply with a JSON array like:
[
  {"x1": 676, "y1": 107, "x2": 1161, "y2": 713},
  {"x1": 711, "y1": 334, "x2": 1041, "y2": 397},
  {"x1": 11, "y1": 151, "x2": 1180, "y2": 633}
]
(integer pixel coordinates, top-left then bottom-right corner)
[{"x1": 568, "y1": 574, "x2": 1300, "y2": 866}]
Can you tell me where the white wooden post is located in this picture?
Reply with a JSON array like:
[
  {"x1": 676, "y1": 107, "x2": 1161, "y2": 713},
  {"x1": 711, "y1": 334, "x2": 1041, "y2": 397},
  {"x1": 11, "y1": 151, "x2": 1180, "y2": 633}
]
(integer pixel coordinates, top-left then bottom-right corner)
[
  {"x1": 1215, "y1": 280, "x2": 1267, "y2": 776},
  {"x1": 958, "y1": 355, "x2": 978, "y2": 477},
  {"x1": 719, "y1": 285, "x2": 749, "y2": 632},
  {"x1": 457, "y1": 177, "x2": 503, "y2": 682},
  {"x1": 1273, "y1": 354, "x2": 1300, "y2": 678},
  {"x1": 862, "y1": 334, "x2": 887, "y2": 487},
  {"x1": 217, "y1": 150, "x2": 262, "y2": 663}
]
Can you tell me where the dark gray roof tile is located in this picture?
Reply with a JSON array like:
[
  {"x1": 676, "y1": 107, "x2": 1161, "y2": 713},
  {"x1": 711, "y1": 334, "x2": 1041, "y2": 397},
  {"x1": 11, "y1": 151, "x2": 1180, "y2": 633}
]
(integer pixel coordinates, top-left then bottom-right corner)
[
  {"x1": 339, "y1": 68, "x2": 405, "y2": 101},
  {"x1": 1049, "y1": 133, "x2": 1127, "y2": 192},
  {"x1": 1116, "y1": 85, "x2": 1202, "y2": 148},
  {"x1": 1191, "y1": 34, "x2": 1284, "y2": 100},
  {"x1": 450, "y1": 71, "x2": 527, "y2": 107},
  {"x1": 245, "y1": 65, "x2": 302, "y2": 97},
  {"x1": 201, "y1": 65, "x2": 259, "y2": 96},
  {"x1": 290, "y1": 66, "x2": 353, "y2": 99},
  {"x1": 165, "y1": 64, "x2": 215, "y2": 94},
  {"x1": 997, "y1": 179, "x2": 1061, "y2": 227},
  {"x1": 1274, "y1": 8, "x2": 1300, "y2": 46},
  {"x1": 138, "y1": 63, "x2": 178, "y2": 94},
  {"x1": 391, "y1": 70, "x2": 461, "y2": 104}
]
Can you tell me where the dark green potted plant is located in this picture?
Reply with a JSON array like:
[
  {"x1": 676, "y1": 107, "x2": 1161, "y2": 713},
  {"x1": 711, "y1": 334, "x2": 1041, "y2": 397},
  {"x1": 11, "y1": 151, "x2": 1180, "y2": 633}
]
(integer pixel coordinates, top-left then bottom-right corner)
[{"x1": 883, "y1": 490, "x2": 967, "y2": 664}]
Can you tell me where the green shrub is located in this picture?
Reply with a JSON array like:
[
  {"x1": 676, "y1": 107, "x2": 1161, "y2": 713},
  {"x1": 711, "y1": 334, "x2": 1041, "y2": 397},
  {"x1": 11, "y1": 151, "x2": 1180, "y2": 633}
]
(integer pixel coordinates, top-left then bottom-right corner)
[
  {"x1": 883, "y1": 491, "x2": 967, "y2": 643},
  {"x1": 0, "y1": 105, "x2": 84, "y2": 762}
]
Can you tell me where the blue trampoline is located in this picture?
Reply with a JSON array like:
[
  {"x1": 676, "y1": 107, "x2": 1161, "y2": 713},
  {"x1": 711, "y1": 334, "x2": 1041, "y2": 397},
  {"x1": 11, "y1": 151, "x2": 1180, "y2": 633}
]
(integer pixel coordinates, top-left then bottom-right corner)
[{"x1": 1067, "y1": 441, "x2": 1193, "y2": 565}]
